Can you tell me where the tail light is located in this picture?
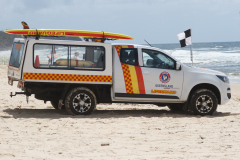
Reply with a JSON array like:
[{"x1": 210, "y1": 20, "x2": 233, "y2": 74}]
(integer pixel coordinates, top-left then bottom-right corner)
[
  {"x1": 17, "y1": 80, "x2": 24, "y2": 89},
  {"x1": 19, "y1": 81, "x2": 24, "y2": 87},
  {"x1": 8, "y1": 77, "x2": 13, "y2": 85}
]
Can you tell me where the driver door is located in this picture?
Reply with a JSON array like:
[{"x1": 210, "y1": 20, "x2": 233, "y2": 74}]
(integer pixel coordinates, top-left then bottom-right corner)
[{"x1": 139, "y1": 48, "x2": 184, "y2": 102}]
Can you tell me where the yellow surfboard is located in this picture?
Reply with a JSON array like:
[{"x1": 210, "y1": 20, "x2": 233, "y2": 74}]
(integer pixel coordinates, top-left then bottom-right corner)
[{"x1": 4, "y1": 29, "x2": 134, "y2": 40}]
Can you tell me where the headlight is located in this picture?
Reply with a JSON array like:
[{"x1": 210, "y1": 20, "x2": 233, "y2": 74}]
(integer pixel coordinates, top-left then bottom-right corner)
[{"x1": 216, "y1": 75, "x2": 229, "y2": 84}]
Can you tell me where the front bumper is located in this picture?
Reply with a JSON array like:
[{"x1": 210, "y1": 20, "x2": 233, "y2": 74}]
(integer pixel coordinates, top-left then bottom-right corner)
[{"x1": 220, "y1": 84, "x2": 231, "y2": 105}]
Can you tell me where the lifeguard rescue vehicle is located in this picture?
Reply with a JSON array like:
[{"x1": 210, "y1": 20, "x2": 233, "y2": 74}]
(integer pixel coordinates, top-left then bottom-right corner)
[{"x1": 5, "y1": 24, "x2": 231, "y2": 115}]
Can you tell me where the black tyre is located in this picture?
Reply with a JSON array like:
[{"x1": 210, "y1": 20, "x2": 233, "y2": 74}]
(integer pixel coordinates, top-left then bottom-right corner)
[
  {"x1": 167, "y1": 103, "x2": 184, "y2": 111},
  {"x1": 51, "y1": 99, "x2": 59, "y2": 109},
  {"x1": 51, "y1": 99, "x2": 65, "y2": 110},
  {"x1": 65, "y1": 87, "x2": 96, "y2": 115},
  {"x1": 188, "y1": 89, "x2": 218, "y2": 115}
]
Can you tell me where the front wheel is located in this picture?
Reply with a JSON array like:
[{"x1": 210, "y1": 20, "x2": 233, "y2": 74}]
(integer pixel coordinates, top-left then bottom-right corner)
[
  {"x1": 188, "y1": 89, "x2": 218, "y2": 115},
  {"x1": 65, "y1": 87, "x2": 96, "y2": 115}
]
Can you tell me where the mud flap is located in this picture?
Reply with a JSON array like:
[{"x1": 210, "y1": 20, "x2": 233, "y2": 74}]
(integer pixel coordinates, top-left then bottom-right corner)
[{"x1": 58, "y1": 84, "x2": 70, "y2": 109}]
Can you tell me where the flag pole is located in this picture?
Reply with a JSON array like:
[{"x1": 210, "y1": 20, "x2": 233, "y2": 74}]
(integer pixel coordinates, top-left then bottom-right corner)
[
  {"x1": 190, "y1": 43, "x2": 193, "y2": 66},
  {"x1": 190, "y1": 29, "x2": 193, "y2": 66}
]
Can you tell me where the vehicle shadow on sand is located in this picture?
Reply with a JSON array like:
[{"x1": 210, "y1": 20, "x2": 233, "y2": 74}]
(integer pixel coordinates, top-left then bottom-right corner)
[{"x1": 2, "y1": 107, "x2": 237, "y2": 119}]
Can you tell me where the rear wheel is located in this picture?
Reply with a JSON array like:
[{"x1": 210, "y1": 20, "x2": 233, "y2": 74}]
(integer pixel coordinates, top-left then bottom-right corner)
[
  {"x1": 65, "y1": 87, "x2": 96, "y2": 115},
  {"x1": 188, "y1": 89, "x2": 218, "y2": 115},
  {"x1": 50, "y1": 99, "x2": 65, "y2": 109},
  {"x1": 51, "y1": 100, "x2": 59, "y2": 109}
]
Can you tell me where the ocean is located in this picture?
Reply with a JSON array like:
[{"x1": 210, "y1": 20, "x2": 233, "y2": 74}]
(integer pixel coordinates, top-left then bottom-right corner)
[{"x1": 0, "y1": 41, "x2": 240, "y2": 83}]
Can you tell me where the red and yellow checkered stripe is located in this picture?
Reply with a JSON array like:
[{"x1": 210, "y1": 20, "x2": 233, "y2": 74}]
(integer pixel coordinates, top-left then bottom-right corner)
[
  {"x1": 121, "y1": 63, "x2": 134, "y2": 93},
  {"x1": 23, "y1": 72, "x2": 112, "y2": 82},
  {"x1": 115, "y1": 45, "x2": 145, "y2": 94},
  {"x1": 115, "y1": 45, "x2": 134, "y2": 93}
]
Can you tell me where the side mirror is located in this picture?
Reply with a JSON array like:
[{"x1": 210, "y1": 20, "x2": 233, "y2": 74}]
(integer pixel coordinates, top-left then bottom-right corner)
[{"x1": 176, "y1": 62, "x2": 181, "y2": 70}]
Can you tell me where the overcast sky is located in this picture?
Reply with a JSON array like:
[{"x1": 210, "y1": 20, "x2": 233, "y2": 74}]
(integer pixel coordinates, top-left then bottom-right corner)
[{"x1": 1, "y1": 0, "x2": 240, "y2": 44}]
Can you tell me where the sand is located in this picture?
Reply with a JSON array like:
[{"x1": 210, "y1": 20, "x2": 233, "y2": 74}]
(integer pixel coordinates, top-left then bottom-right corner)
[{"x1": 0, "y1": 65, "x2": 240, "y2": 160}]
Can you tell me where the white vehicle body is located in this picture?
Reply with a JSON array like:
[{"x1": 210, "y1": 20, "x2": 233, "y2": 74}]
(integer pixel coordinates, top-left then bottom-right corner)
[{"x1": 8, "y1": 38, "x2": 231, "y2": 115}]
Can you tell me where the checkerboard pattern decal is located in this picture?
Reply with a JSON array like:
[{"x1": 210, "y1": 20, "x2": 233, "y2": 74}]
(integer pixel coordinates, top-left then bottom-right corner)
[
  {"x1": 23, "y1": 73, "x2": 112, "y2": 82},
  {"x1": 115, "y1": 45, "x2": 134, "y2": 93},
  {"x1": 121, "y1": 63, "x2": 133, "y2": 93}
]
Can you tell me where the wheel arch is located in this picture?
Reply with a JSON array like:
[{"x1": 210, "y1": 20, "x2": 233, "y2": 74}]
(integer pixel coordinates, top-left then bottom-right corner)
[{"x1": 188, "y1": 83, "x2": 221, "y2": 104}]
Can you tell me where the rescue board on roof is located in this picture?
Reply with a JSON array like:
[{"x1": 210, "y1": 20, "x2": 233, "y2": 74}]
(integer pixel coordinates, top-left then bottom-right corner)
[{"x1": 4, "y1": 29, "x2": 134, "y2": 40}]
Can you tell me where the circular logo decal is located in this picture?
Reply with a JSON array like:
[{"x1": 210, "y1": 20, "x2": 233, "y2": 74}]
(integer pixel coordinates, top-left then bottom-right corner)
[{"x1": 160, "y1": 72, "x2": 171, "y2": 83}]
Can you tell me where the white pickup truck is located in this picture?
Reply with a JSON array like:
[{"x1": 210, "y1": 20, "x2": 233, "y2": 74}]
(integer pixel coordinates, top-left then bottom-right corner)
[{"x1": 8, "y1": 38, "x2": 231, "y2": 115}]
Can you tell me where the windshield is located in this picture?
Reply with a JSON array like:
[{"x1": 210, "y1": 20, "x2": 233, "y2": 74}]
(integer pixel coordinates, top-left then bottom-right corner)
[{"x1": 9, "y1": 42, "x2": 25, "y2": 68}]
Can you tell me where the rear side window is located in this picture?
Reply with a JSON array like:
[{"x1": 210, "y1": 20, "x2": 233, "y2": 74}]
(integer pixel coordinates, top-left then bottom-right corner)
[
  {"x1": 120, "y1": 48, "x2": 138, "y2": 66},
  {"x1": 34, "y1": 44, "x2": 68, "y2": 69},
  {"x1": 70, "y1": 46, "x2": 104, "y2": 69},
  {"x1": 33, "y1": 44, "x2": 105, "y2": 70},
  {"x1": 9, "y1": 43, "x2": 25, "y2": 68}
]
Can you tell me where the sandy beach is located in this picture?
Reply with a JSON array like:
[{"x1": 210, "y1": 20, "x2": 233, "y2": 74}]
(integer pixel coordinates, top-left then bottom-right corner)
[{"x1": 0, "y1": 65, "x2": 240, "y2": 160}]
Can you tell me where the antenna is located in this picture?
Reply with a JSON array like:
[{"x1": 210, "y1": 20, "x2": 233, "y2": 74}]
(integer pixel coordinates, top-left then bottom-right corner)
[{"x1": 144, "y1": 39, "x2": 152, "y2": 47}]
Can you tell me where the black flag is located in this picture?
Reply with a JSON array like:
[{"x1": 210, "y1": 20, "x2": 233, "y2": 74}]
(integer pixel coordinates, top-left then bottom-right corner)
[{"x1": 177, "y1": 29, "x2": 192, "y2": 47}]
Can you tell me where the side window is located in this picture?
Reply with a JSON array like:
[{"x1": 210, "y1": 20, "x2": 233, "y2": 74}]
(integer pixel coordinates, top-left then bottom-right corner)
[
  {"x1": 34, "y1": 44, "x2": 68, "y2": 69},
  {"x1": 120, "y1": 48, "x2": 138, "y2": 66},
  {"x1": 34, "y1": 44, "x2": 105, "y2": 70},
  {"x1": 70, "y1": 46, "x2": 105, "y2": 70},
  {"x1": 9, "y1": 43, "x2": 25, "y2": 68},
  {"x1": 142, "y1": 49, "x2": 175, "y2": 69}
]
